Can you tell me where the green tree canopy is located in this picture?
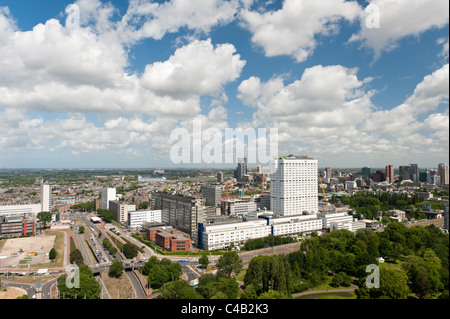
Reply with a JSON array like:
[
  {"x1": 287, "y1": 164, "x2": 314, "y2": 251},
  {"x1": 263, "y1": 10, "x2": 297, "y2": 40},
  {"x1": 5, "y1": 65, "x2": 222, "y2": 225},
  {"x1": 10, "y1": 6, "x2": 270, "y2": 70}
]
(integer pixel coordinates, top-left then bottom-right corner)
[
  {"x1": 37, "y1": 211, "x2": 52, "y2": 228},
  {"x1": 57, "y1": 265, "x2": 101, "y2": 299},
  {"x1": 160, "y1": 280, "x2": 203, "y2": 299},
  {"x1": 109, "y1": 259, "x2": 124, "y2": 278},
  {"x1": 216, "y1": 251, "x2": 242, "y2": 278}
]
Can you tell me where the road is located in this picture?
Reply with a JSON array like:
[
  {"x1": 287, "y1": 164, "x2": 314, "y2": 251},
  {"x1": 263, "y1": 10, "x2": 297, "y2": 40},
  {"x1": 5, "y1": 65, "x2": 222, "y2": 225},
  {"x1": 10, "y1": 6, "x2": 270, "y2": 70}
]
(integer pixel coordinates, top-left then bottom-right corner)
[
  {"x1": 1, "y1": 280, "x2": 37, "y2": 299},
  {"x1": 41, "y1": 278, "x2": 57, "y2": 299}
]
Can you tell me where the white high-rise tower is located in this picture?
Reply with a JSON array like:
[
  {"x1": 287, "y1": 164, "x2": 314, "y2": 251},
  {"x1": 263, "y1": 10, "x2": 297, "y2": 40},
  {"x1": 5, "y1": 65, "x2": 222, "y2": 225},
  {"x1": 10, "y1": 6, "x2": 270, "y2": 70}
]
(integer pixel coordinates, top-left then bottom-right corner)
[
  {"x1": 40, "y1": 183, "x2": 52, "y2": 212},
  {"x1": 270, "y1": 155, "x2": 318, "y2": 216},
  {"x1": 102, "y1": 187, "x2": 116, "y2": 210}
]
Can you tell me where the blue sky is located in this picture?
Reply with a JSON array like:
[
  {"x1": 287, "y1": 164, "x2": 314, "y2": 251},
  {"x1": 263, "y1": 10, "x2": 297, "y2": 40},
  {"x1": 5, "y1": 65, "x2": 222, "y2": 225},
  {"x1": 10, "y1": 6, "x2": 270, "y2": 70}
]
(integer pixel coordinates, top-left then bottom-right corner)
[{"x1": 0, "y1": 0, "x2": 448, "y2": 169}]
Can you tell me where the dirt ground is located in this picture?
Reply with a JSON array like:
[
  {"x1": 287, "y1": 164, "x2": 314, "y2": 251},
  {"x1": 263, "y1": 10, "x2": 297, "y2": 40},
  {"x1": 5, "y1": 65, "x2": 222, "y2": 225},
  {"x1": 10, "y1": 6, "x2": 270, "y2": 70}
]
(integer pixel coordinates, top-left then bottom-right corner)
[
  {"x1": 0, "y1": 286, "x2": 28, "y2": 299},
  {"x1": 0, "y1": 235, "x2": 56, "y2": 267}
]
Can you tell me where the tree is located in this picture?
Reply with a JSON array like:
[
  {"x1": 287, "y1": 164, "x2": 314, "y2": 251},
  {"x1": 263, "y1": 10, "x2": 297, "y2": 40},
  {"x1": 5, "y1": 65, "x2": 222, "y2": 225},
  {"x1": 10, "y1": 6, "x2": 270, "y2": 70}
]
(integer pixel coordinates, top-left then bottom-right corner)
[
  {"x1": 160, "y1": 280, "x2": 203, "y2": 299},
  {"x1": 70, "y1": 249, "x2": 84, "y2": 265},
  {"x1": 376, "y1": 268, "x2": 410, "y2": 299},
  {"x1": 37, "y1": 211, "x2": 52, "y2": 229},
  {"x1": 258, "y1": 290, "x2": 289, "y2": 299},
  {"x1": 166, "y1": 262, "x2": 183, "y2": 282},
  {"x1": 147, "y1": 264, "x2": 170, "y2": 289},
  {"x1": 240, "y1": 284, "x2": 258, "y2": 299},
  {"x1": 244, "y1": 255, "x2": 293, "y2": 297},
  {"x1": 331, "y1": 272, "x2": 353, "y2": 287},
  {"x1": 49, "y1": 248, "x2": 57, "y2": 260},
  {"x1": 57, "y1": 265, "x2": 101, "y2": 299},
  {"x1": 109, "y1": 259, "x2": 124, "y2": 278},
  {"x1": 216, "y1": 251, "x2": 242, "y2": 278},
  {"x1": 122, "y1": 243, "x2": 138, "y2": 259},
  {"x1": 199, "y1": 254, "x2": 209, "y2": 268}
]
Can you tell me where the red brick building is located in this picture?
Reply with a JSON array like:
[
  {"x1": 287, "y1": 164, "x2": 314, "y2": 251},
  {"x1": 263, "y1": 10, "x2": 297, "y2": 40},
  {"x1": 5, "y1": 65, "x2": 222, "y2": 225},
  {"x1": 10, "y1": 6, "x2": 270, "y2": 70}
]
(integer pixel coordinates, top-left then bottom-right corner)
[{"x1": 147, "y1": 227, "x2": 191, "y2": 252}]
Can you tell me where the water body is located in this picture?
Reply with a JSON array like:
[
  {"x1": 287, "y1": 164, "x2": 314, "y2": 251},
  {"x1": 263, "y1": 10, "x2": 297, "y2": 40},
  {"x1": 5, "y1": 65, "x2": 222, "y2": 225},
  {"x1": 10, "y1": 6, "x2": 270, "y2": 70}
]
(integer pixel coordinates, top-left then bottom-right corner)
[{"x1": 295, "y1": 291, "x2": 355, "y2": 299}]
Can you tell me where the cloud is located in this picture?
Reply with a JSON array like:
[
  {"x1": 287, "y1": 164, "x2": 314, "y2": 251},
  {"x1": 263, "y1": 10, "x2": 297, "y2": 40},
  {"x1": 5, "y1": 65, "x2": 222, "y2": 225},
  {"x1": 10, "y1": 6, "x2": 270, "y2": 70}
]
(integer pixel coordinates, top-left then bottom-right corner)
[
  {"x1": 117, "y1": 0, "x2": 247, "y2": 45},
  {"x1": 239, "y1": 64, "x2": 375, "y2": 131},
  {"x1": 0, "y1": 10, "x2": 246, "y2": 119},
  {"x1": 240, "y1": 0, "x2": 361, "y2": 62},
  {"x1": 238, "y1": 63, "x2": 449, "y2": 165},
  {"x1": 141, "y1": 39, "x2": 246, "y2": 99},
  {"x1": 361, "y1": 63, "x2": 449, "y2": 135},
  {"x1": 349, "y1": 0, "x2": 449, "y2": 60}
]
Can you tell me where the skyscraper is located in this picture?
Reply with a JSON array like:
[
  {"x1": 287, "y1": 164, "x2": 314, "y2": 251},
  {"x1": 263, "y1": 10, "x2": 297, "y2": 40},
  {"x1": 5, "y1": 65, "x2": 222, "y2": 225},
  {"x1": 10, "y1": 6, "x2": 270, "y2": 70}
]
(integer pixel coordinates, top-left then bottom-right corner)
[
  {"x1": 419, "y1": 170, "x2": 431, "y2": 184},
  {"x1": 216, "y1": 171, "x2": 224, "y2": 183},
  {"x1": 235, "y1": 157, "x2": 247, "y2": 182},
  {"x1": 202, "y1": 184, "x2": 222, "y2": 207},
  {"x1": 409, "y1": 164, "x2": 419, "y2": 185},
  {"x1": 362, "y1": 167, "x2": 372, "y2": 181},
  {"x1": 270, "y1": 155, "x2": 318, "y2": 216},
  {"x1": 102, "y1": 187, "x2": 116, "y2": 210},
  {"x1": 399, "y1": 165, "x2": 411, "y2": 181},
  {"x1": 40, "y1": 183, "x2": 52, "y2": 212},
  {"x1": 385, "y1": 165, "x2": 394, "y2": 184},
  {"x1": 438, "y1": 163, "x2": 449, "y2": 186}
]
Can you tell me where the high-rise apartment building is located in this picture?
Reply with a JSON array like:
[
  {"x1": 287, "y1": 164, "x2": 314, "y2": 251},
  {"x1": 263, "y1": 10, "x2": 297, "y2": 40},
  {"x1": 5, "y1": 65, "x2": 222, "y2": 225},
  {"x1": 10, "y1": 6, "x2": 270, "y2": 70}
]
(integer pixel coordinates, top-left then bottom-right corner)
[
  {"x1": 270, "y1": 155, "x2": 318, "y2": 216},
  {"x1": 385, "y1": 165, "x2": 394, "y2": 184},
  {"x1": 202, "y1": 184, "x2": 222, "y2": 207},
  {"x1": 40, "y1": 183, "x2": 52, "y2": 212},
  {"x1": 151, "y1": 192, "x2": 204, "y2": 236},
  {"x1": 438, "y1": 163, "x2": 449, "y2": 186},
  {"x1": 109, "y1": 200, "x2": 128, "y2": 224},
  {"x1": 101, "y1": 187, "x2": 116, "y2": 210}
]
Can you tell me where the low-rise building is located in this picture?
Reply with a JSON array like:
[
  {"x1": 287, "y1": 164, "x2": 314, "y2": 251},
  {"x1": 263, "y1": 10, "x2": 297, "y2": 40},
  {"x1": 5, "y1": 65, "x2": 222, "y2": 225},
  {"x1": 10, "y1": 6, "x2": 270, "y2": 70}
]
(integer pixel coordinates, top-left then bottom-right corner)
[
  {"x1": 128, "y1": 209, "x2": 162, "y2": 230},
  {"x1": 145, "y1": 226, "x2": 191, "y2": 252},
  {"x1": 0, "y1": 213, "x2": 35, "y2": 238},
  {"x1": 195, "y1": 213, "x2": 325, "y2": 251},
  {"x1": 317, "y1": 211, "x2": 354, "y2": 229},
  {"x1": 195, "y1": 219, "x2": 271, "y2": 251}
]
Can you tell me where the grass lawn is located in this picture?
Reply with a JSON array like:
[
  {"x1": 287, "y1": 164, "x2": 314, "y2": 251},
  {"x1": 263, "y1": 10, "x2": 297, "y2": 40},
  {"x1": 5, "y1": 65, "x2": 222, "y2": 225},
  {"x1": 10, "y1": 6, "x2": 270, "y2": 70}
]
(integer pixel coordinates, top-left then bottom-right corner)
[
  {"x1": 235, "y1": 269, "x2": 246, "y2": 282},
  {"x1": 379, "y1": 260, "x2": 404, "y2": 271},
  {"x1": 43, "y1": 230, "x2": 65, "y2": 268}
]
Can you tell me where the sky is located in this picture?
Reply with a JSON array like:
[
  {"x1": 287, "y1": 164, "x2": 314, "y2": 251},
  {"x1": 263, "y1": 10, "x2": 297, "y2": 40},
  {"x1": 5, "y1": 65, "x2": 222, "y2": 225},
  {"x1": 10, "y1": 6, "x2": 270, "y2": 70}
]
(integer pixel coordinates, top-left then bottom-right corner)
[{"x1": 0, "y1": 0, "x2": 448, "y2": 169}]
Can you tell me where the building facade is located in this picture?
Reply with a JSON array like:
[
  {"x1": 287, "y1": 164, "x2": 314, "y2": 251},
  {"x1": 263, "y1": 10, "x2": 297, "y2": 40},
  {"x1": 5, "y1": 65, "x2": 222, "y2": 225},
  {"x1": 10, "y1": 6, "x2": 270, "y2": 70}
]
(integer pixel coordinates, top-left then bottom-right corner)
[
  {"x1": 40, "y1": 183, "x2": 52, "y2": 212},
  {"x1": 0, "y1": 213, "x2": 35, "y2": 238},
  {"x1": 270, "y1": 155, "x2": 318, "y2": 216},
  {"x1": 399, "y1": 165, "x2": 411, "y2": 181},
  {"x1": 409, "y1": 164, "x2": 419, "y2": 185},
  {"x1": 128, "y1": 209, "x2": 162, "y2": 230},
  {"x1": 101, "y1": 187, "x2": 116, "y2": 210},
  {"x1": 362, "y1": 167, "x2": 372, "y2": 182},
  {"x1": 151, "y1": 192, "x2": 204, "y2": 236},
  {"x1": 438, "y1": 163, "x2": 449, "y2": 186},
  {"x1": 385, "y1": 165, "x2": 394, "y2": 184},
  {"x1": 202, "y1": 184, "x2": 222, "y2": 207},
  {"x1": 109, "y1": 200, "x2": 128, "y2": 224}
]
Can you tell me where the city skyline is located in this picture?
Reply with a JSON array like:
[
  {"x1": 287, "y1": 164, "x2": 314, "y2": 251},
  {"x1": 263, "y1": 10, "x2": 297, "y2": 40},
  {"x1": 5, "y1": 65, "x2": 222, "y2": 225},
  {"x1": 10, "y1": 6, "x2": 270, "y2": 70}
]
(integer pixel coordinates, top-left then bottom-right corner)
[{"x1": 0, "y1": 0, "x2": 448, "y2": 169}]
